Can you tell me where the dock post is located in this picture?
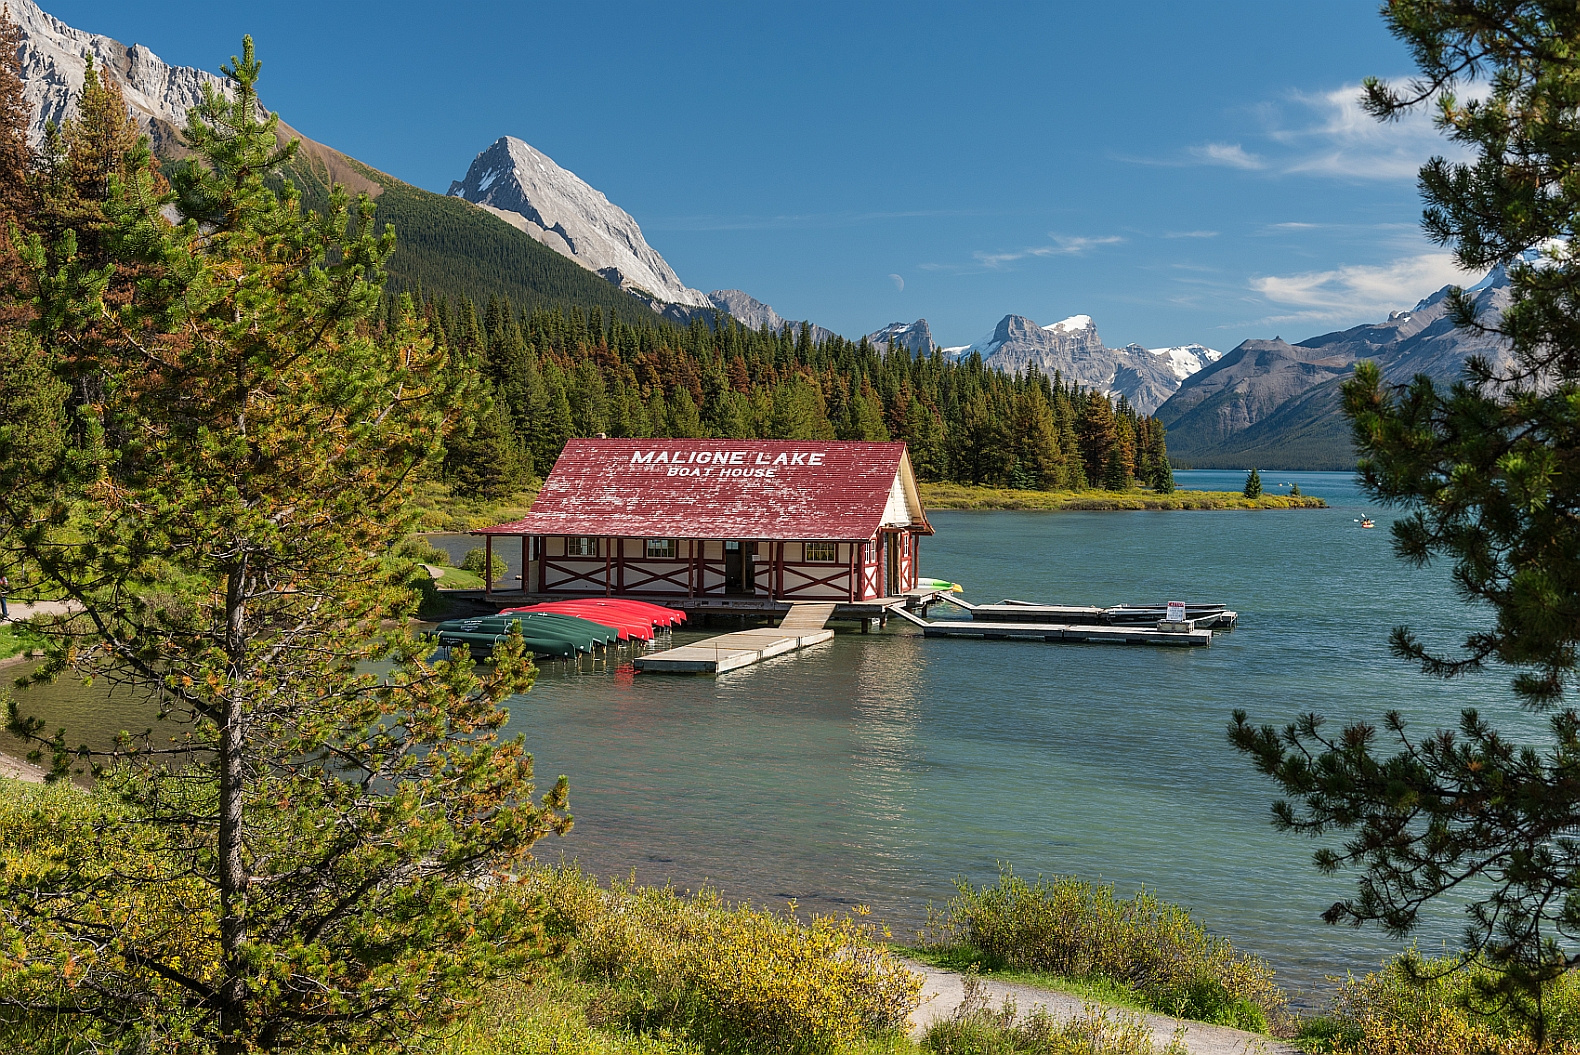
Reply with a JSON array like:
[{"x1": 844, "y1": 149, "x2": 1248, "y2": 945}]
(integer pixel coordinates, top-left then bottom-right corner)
[
  {"x1": 484, "y1": 535, "x2": 493, "y2": 599},
  {"x1": 861, "y1": 618, "x2": 871, "y2": 634}
]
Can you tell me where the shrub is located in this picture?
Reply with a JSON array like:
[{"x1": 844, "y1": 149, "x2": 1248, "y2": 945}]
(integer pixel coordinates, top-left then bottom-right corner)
[
  {"x1": 525, "y1": 866, "x2": 921, "y2": 1054},
  {"x1": 1319, "y1": 953, "x2": 1580, "y2": 1055},
  {"x1": 438, "y1": 971, "x2": 701, "y2": 1055},
  {"x1": 461, "y1": 547, "x2": 490, "y2": 576},
  {"x1": 395, "y1": 534, "x2": 451, "y2": 566},
  {"x1": 927, "y1": 869, "x2": 1286, "y2": 1033},
  {"x1": 926, "y1": 980, "x2": 1186, "y2": 1055}
]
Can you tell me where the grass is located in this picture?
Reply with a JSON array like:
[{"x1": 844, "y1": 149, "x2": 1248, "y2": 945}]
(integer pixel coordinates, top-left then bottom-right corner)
[
  {"x1": 924, "y1": 991, "x2": 1188, "y2": 1055},
  {"x1": 0, "y1": 621, "x2": 44, "y2": 663},
  {"x1": 918, "y1": 482, "x2": 1327, "y2": 511},
  {"x1": 408, "y1": 479, "x2": 540, "y2": 534},
  {"x1": 923, "y1": 869, "x2": 1289, "y2": 1036},
  {"x1": 434, "y1": 566, "x2": 487, "y2": 590}
]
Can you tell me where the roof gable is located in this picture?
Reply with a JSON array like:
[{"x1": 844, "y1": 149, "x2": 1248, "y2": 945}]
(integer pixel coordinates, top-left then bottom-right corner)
[{"x1": 481, "y1": 439, "x2": 931, "y2": 540}]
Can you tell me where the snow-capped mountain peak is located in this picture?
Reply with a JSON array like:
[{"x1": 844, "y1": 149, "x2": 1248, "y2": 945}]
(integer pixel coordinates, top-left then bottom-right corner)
[
  {"x1": 865, "y1": 319, "x2": 937, "y2": 356},
  {"x1": 1148, "y1": 343, "x2": 1222, "y2": 382},
  {"x1": 942, "y1": 312, "x2": 1217, "y2": 413},
  {"x1": 448, "y1": 136, "x2": 711, "y2": 309},
  {"x1": 1046, "y1": 314, "x2": 1094, "y2": 334}
]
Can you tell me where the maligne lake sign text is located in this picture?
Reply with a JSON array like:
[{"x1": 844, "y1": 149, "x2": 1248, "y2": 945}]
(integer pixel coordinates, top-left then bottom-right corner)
[{"x1": 630, "y1": 449, "x2": 827, "y2": 478}]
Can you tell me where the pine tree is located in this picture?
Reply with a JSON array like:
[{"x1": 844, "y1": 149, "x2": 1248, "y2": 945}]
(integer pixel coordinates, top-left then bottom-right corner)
[
  {"x1": 901, "y1": 397, "x2": 946, "y2": 481},
  {"x1": 446, "y1": 378, "x2": 530, "y2": 497},
  {"x1": 1012, "y1": 386, "x2": 1063, "y2": 490},
  {"x1": 0, "y1": 38, "x2": 569, "y2": 1053},
  {"x1": 1077, "y1": 393, "x2": 1118, "y2": 490},
  {"x1": 669, "y1": 386, "x2": 706, "y2": 438},
  {"x1": 1233, "y1": 8, "x2": 1580, "y2": 1038},
  {"x1": 1242, "y1": 467, "x2": 1262, "y2": 499},
  {"x1": 0, "y1": 4, "x2": 29, "y2": 231}
]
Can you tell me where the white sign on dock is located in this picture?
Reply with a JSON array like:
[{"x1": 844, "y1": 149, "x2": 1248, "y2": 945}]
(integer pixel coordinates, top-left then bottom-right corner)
[{"x1": 1166, "y1": 601, "x2": 1187, "y2": 623}]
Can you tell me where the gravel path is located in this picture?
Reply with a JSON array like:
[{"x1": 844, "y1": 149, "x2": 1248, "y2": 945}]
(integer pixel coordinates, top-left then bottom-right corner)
[
  {"x1": 1, "y1": 599, "x2": 82, "y2": 624},
  {"x1": 903, "y1": 958, "x2": 1298, "y2": 1055}
]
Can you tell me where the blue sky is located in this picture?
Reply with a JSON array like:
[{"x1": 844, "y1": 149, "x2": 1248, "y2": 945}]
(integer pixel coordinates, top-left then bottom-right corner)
[{"x1": 45, "y1": 0, "x2": 1474, "y2": 350}]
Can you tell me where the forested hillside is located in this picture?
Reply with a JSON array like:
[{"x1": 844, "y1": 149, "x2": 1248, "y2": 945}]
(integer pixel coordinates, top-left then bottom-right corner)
[
  {"x1": 274, "y1": 137, "x2": 668, "y2": 327},
  {"x1": 431, "y1": 296, "x2": 1174, "y2": 499}
]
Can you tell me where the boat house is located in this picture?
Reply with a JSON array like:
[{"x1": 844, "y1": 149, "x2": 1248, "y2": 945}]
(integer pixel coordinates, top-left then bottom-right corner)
[{"x1": 475, "y1": 439, "x2": 932, "y2": 604}]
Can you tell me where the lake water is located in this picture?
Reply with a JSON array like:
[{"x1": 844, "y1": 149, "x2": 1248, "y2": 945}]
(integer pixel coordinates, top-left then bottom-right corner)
[{"x1": 4, "y1": 470, "x2": 1528, "y2": 1002}]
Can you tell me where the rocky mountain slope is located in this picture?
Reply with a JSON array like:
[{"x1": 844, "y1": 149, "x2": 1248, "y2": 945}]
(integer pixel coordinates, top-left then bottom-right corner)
[
  {"x1": 704, "y1": 289, "x2": 836, "y2": 342},
  {"x1": 13, "y1": 0, "x2": 216, "y2": 153},
  {"x1": 953, "y1": 313, "x2": 1218, "y2": 415},
  {"x1": 866, "y1": 319, "x2": 937, "y2": 356},
  {"x1": 11, "y1": 1, "x2": 676, "y2": 325},
  {"x1": 1157, "y1": 268, "x2": 1514, "y2": 470},
  {"x1": 448, "y1": 136, "x2": 712, "y2": 310}
]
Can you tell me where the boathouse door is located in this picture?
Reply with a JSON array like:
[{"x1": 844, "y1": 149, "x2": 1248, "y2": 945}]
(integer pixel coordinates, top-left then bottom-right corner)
[
  {"x1": 883, "y1": 533, "x2": 900, "y2": 598},
  {"x1": 724, "y1": 540, "x2": 755, "y2": 595}
]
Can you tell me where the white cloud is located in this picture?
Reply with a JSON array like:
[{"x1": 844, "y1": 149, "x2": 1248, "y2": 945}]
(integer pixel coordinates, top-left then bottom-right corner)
[
  {"x1": 1164, "y1": 230, "x2": 1218, "y2": 239},
  {"x1": 971, "y1": 233, "x2": 1123, "y2": 268},
  {"x1": 1248, "y1": 251, "x2": 1475, "y2": 324},
  {"x1": 1188, "y1": 143, "x2": 1266, "y2": 170},
  {"x1": 1173, "y1": 79, "x2": 1476, "y2": 182}
]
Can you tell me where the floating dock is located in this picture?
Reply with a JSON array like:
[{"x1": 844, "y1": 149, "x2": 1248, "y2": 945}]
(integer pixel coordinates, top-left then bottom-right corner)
[
  {"x1": 947, "y1": 597, "x2": 1237, "y2": 630},
  {"x1": 888, "y1": 605, "x2": 1216, "y2": 646},
  {"x1": 634, "y1": 602, "x2": 837, "y2": 674}
]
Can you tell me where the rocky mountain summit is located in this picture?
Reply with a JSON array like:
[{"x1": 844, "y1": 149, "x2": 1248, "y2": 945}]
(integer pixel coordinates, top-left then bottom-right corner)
[
  {"x1": 705, "y1": 289, "x2": 837, "y2": 343},
  {"x1": 865, "y1": 320, "x2": 936, "y2": 356},
  {"x1": 1157, "y1": 267, "x2": 1515, "y2": 469},
  {"x1": 953, "y1": 313, "x2": 1217, "y2": 415},
  {"x1": 449, "y1": 137, "x2": 712, "y2": 310},
  {"x1": 12, "y1": 0, "x2": 221, "y2": 153}
]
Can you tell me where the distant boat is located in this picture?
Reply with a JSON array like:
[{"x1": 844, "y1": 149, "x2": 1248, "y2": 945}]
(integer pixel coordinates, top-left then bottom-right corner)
[{"x1": 1361, "y1": 518, "x2": 1375, "y2": 529}]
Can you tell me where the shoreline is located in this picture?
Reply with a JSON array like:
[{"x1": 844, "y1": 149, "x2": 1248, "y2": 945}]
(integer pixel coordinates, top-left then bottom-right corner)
[{"x1": 918, "y1": 483, "x2": 1328, "y2": 511}]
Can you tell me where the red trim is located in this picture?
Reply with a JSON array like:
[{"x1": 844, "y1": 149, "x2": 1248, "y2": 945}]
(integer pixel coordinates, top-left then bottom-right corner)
[
  {"x1": 619, "y1": 562, "x2": 695, "y2": 593},
  {"x1": 542, "y1": 559, "x2": 609, "y2": 591}
]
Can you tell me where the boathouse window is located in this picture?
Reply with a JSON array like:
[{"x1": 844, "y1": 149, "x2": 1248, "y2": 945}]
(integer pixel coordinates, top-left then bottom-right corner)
[
  {"x1": 805, "y1": 541, "x2": 837, "y2": 563},
  {"x1": 645, "y1": 539, "x2": 677, "y2": 559},
  {"x1": 568, "y1": 536, "x2": 598, "y2": 557}
]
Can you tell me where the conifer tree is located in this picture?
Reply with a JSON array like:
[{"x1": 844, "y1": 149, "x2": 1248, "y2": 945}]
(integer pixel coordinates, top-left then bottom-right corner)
[
  {"x1": 1242, "y1": 467, "x2": 1262, "y2": 499},
  {"x1": 0, "y1": 4, "x2": 29, "y2": 232},
  {"x1": 0, "y1": 40, "x2": 569, "y2": 1053},
  {"x1": 1077, "y1": 392, "x2": 1118, "y2": 489},
  {"x1": 446, "y1": 378, "x2": 530, "y2": 497},
  {"x1": 669, "y1": 386, "x2": 706, "y2": 438},
  {"x1": 1231, "y1": 5, "x2": 1580, "y2": 1040}
]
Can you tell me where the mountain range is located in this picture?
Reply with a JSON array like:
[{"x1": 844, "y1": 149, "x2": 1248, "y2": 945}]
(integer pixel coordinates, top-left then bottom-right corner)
[
  {"x1": 1155, "y1": 267, "x2": 1513, "y2": 469},
  {"x1": 14, "y1": 0, "x2": 1511, "y2": 470},
  {"x1": 944, "y1": 314, "x2": 1221, "y2": 415}
]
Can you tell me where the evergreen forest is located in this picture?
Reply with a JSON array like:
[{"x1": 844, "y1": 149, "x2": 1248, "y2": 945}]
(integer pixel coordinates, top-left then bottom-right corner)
[{"x1": 434, "y1": 295, "x2": 1174, "y2": 499}]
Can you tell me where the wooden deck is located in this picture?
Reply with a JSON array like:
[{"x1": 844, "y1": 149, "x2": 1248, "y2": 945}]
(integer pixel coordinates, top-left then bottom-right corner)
[{"x1": 633, "y1": 603, "x2": 837, "y2": 674}]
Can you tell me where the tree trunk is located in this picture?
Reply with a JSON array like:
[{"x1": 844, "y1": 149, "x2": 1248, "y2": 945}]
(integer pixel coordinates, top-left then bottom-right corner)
[{"x1": 218, "y1": 560, "x2": 249, "y2": 1053}]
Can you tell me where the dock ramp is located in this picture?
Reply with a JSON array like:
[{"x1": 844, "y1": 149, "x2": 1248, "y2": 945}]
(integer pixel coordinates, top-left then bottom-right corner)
[{"x1": 634, "y1": 603, "x2": 836, "y2": 674}]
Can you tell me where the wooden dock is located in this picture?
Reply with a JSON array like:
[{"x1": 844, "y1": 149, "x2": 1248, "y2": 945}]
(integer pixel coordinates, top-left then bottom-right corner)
[
  {"x1": 633, "y1": 602, "x2": 837, "y2": 674},
  {"x1": 888, "y1": 606, "x2": 1214, "y2": 646},
  {"x1": 946, "y1": 597, "x2": 1237, "y2": 630}
]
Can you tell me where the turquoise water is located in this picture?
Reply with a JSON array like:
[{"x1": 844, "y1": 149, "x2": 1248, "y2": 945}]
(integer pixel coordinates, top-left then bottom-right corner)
[
  {"x1": 494, "y1": 470, "x2": 1522, "y2": 999},
  {"x1": 5, "y1": 470, "x2": 1528, "y2": 1001}
]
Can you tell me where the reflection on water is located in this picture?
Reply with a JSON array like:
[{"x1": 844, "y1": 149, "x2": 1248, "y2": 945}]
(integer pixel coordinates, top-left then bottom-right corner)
[{"x1": 5, "y1": 472, "x2": 1523, "y2": 1001}]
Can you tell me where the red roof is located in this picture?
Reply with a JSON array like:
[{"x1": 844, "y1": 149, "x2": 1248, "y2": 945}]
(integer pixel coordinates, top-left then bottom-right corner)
[{"x1": 479, "y1": 439, "x2": 931, "y2": 541}]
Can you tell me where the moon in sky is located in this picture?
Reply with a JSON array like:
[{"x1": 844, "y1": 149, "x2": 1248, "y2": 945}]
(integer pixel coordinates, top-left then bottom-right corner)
[{"x1": 888, "y1": 273, "x2": 904, "y2": 292}]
